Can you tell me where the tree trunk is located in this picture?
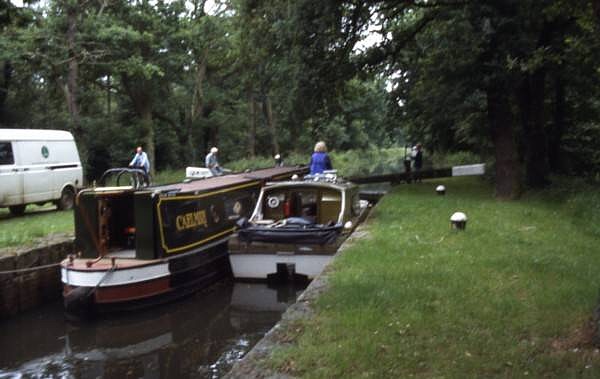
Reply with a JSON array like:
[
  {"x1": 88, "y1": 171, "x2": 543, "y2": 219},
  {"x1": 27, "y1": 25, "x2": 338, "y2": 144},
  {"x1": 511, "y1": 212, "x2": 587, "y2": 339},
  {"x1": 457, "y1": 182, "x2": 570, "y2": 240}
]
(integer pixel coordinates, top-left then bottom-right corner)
[
  {"x1": 65, "y1": 3, "x2": 81, "y2": 139},
  {"x1": 548, "y1": 74, "x2": 565, "y2": 172},
  {"x1": 121, "y1": 74, "x2": 154, "y2": 174},
  {"x1": 106, "y1": 74, "x2": 111, "y2": 115},
  {"x1": 248, "y1": 91, "x2": 257, "y2": 158},
  {"x1": 518, "y1": 70, "x2": 550, "y2": 188},
  {"x1": 0, "y1": 61, "x2": 11, "y2": 122},
  {"x1": 263, "y1": 94, "x2": 280, "y2": 155},
  {"x1": 141, "y1": 107, "x2": 155, "y2": 176},
  {"x1": 188, "y1": 54, "x2": 207, "y2": 164},
  {"x1": 487, "y1": 87, "x2": 520, "y2": 199}
]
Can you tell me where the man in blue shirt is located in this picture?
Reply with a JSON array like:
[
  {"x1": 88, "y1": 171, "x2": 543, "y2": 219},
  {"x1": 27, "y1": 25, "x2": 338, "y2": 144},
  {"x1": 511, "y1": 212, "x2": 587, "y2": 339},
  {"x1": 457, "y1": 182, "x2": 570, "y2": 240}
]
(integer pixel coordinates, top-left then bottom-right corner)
[{"x1": 129, "y1": 146, "x2": 150, "y2": 174}]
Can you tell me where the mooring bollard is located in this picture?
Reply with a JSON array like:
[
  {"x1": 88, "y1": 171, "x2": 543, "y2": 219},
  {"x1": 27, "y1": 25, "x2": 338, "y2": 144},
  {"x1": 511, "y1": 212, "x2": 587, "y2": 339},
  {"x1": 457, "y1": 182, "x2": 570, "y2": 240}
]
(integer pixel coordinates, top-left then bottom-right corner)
[
  {"x1": 450, "y1": 212, "x2": 468, "y2": 230},
  {"x1": 436, "y1": 185, "x2": 446, "y2": 195}
]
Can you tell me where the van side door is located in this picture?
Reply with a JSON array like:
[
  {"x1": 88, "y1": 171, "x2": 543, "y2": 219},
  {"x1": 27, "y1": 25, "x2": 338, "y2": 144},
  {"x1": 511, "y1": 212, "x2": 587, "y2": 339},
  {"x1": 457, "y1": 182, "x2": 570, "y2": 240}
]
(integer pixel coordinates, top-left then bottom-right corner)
[
  {"x1": 0, "y1": 141, "x2": 24, "y2": 207},
  {"x1": 16, "y1": 140, "x2": 53, "y2": 203}
]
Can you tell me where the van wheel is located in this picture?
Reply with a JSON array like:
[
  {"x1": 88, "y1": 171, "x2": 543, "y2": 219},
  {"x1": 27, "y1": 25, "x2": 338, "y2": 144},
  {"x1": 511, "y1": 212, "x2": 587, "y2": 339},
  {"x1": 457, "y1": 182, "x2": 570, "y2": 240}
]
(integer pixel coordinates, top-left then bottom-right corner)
[
  {"x1": 58, "y1": 187, "x2": 75, "y2": 210},
  {"x1": 9, "y1": 205, "x2": 26, "y2": 216}
]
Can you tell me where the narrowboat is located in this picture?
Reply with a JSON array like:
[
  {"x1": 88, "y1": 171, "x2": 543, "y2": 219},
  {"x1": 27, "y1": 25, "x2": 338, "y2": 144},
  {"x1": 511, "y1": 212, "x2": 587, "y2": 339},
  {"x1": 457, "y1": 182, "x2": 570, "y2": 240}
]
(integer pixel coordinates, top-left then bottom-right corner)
[
  {"x1": 60, "y1": 166, "x2": 307, "y2": 316},
  {"x1": 228, "y1": 171, "x2": 370, "y2": 281}
]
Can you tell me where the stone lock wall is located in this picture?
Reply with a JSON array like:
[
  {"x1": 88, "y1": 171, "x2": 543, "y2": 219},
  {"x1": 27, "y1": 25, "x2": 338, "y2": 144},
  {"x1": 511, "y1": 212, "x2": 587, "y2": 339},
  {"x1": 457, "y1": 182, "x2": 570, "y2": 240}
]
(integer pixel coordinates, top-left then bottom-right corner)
[{"x1": 0, "y1": 235, "x2": 75, "y2": 319}]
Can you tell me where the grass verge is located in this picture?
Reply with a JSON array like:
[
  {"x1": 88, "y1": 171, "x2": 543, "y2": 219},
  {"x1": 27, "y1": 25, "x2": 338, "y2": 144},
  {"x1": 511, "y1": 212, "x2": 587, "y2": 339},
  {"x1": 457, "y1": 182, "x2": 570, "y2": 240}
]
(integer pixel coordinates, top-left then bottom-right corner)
[
  {"x1": 269, "y1": 176, "x2": 600, "y2": 378},
  {"x1": 0, "y1": 205, "x2": 74, "y2": 250}
]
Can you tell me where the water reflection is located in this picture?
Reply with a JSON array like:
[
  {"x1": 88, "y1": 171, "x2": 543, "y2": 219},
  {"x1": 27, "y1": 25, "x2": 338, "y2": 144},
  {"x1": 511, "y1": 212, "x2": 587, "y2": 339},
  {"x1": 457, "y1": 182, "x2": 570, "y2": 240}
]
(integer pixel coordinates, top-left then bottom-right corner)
[{"x1": 0, "y1": 281, "x2": 306, "y2": 379}]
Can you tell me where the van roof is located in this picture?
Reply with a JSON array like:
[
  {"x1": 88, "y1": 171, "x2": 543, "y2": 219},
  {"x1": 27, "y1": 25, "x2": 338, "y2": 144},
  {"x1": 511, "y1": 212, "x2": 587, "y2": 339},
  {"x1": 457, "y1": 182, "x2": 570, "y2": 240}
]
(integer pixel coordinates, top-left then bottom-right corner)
[{"x1": 0, "y1": 129, "x2": 75, "y2": 141}]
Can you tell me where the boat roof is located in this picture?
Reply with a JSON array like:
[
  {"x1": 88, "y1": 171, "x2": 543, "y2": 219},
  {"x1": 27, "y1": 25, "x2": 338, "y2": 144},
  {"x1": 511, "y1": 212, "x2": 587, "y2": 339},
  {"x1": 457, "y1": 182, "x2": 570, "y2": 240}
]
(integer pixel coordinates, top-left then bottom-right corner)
[
  {"x1": 150, "y1": 166, "x2": 308, "y2": 194},
  {"x1": 0, "y1": 128, "x2": 75, "y2": 141},
  {"x1": 262, "y1": 179, "x2": 354, "y2": 192}
]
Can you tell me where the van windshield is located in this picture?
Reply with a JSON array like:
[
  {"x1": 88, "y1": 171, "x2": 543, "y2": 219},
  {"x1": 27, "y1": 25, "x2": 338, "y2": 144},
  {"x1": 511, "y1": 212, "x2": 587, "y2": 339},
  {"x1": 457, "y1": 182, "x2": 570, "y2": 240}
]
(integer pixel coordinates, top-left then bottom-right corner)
[{"x1": 0, "y1": 142, "x2": 14, "y2": 165}]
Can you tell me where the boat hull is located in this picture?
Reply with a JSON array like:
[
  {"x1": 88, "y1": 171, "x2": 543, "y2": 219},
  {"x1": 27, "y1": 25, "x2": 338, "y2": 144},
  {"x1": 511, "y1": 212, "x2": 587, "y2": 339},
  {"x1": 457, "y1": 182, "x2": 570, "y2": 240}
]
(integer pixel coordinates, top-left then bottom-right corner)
[
  {"x1": 62, "y1": 243, "x2": 230, "y2": 316},
  {"x1": 229, "y1": 252, "x2": 333, "y2": 280}
]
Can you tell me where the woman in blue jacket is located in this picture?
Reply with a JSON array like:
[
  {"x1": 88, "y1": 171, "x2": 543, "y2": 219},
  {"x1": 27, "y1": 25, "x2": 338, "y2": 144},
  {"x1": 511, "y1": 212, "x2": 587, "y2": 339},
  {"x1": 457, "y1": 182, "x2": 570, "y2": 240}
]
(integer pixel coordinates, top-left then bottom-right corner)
[{"x1": 309, "y1": 141, "x2": 332, "y2": 174}]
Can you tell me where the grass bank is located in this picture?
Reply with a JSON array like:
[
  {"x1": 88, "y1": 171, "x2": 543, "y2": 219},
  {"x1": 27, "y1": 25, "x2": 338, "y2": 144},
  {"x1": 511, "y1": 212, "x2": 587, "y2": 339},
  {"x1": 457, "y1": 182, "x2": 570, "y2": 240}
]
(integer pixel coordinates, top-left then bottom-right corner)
[
  {"x1": 0, "y1": 205, "x2": 74, "y2": 250},
  {"x1": 270, "y1": 176, "x2": 600, "y2": 378}
]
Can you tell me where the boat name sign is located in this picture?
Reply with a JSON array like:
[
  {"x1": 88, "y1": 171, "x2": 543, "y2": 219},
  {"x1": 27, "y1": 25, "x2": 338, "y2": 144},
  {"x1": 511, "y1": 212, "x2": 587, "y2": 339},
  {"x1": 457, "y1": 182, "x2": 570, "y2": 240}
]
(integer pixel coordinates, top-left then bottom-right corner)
[{"x1": 175, "y1": 209, "x2": 208, "y2": 231}]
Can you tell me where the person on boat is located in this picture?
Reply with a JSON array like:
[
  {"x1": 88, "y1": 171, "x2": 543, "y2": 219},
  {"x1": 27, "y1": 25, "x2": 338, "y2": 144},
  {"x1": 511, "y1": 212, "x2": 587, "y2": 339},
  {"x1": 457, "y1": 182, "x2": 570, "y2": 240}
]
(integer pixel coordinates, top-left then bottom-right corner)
[
  {"x1": 309, "y1": 141, "x2": 332, "y2": 175},
  {"x1": 205, "y1": 147, "x2": 223, "y2": 176}
]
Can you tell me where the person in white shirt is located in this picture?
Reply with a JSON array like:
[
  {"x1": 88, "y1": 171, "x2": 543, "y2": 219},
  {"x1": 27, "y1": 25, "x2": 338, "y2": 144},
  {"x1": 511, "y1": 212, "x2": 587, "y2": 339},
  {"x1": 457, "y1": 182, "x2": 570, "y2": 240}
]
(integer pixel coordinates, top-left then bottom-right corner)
[
  {"x1": 205, "y1": 147, "x2": 223, "y2": 176},
  {"x1": 129, "y1": 146, "x2": 150, "y2": 174}
]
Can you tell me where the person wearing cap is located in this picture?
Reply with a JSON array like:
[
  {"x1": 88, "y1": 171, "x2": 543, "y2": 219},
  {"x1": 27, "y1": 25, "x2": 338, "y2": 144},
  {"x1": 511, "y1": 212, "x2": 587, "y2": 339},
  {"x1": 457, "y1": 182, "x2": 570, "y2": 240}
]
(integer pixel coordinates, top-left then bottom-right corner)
[
  {"x1": 309, "y1": 141, "x2": 332, "y2": 175},
  {"x1": 205, "y1": 147, "x2": 223, "y2": 176}
]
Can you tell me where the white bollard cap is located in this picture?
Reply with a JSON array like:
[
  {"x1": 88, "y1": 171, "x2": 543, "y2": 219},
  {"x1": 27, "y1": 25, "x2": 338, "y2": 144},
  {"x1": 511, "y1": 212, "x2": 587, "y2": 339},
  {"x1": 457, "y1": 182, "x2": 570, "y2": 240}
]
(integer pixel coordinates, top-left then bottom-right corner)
[
  {"x1": 450, "y1": 212, "x2": 468, "y2": 222},
  {"x1": 436, "y1": 185, "x2": 446, "y2": 192}
]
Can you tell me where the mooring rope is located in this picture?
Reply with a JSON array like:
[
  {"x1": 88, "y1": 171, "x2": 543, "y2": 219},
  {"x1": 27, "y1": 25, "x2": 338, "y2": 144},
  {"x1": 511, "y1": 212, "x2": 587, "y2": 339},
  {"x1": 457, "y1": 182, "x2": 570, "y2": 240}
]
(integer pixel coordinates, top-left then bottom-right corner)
[{"x1": 0, "y1": 261, "x2": 62, "y2": 275}]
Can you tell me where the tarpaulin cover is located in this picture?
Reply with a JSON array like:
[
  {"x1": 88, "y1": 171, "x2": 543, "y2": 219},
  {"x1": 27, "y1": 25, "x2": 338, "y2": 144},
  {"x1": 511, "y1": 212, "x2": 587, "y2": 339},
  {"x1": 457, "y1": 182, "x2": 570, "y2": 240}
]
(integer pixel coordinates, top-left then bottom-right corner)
[{"x1": 237, "y1": 223, "x2": 342, "y2": 245}]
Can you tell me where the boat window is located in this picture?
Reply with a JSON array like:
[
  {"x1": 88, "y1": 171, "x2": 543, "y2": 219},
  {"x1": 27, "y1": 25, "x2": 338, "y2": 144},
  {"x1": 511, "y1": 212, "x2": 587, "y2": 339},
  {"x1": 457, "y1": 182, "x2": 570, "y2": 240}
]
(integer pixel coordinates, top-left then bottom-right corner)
[
  {"x1": 263, "y1": 191, "x2": 286, "y2": 220},
  {"x1": 0, "y1": 142, "x2": 14, "y2": 165},
  {"x1": 296, "y1": 191, "x2": 318, "y2": 222},
  {"x1": 320, "y1": 189, "x2": 342, "y2": 224}
]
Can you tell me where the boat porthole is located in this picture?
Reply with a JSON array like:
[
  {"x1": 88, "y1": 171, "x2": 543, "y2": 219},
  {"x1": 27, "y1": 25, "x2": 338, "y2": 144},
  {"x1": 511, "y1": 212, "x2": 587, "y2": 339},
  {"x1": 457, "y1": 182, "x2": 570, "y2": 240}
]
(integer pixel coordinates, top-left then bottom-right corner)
[{"x1": 267, "y1": 197, "x2": 280, "y2": 208}]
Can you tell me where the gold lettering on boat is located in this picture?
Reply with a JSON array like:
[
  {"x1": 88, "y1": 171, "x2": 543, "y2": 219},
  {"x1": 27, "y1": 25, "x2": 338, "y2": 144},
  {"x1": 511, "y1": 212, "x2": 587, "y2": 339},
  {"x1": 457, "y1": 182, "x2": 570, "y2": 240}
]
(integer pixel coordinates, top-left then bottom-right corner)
[{"x1": 175, "y1": 210, "x2": 208, "y2": 231}]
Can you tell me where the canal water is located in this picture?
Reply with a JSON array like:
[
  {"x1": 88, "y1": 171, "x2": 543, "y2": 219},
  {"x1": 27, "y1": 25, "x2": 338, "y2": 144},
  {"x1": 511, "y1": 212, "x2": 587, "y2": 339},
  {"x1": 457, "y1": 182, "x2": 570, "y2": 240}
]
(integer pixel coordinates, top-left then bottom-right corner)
[{"x1": 0, "y1": 281, "x2": 306, "y2": 379}]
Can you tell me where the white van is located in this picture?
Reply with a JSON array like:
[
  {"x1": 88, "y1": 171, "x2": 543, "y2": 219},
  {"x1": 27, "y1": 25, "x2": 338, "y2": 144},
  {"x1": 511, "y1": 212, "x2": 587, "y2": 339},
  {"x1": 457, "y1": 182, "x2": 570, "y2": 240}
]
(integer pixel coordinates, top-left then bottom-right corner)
[{"x1": 0, "y1": 129, "x2": 83, "y2": 216}]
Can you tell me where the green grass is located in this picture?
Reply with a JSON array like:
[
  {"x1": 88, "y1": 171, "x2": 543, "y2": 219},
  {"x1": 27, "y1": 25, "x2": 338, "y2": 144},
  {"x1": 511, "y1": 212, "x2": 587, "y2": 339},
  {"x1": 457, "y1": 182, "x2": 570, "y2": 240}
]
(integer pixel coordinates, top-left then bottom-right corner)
[
  {"x1": 0, "y1": 205, "x2": 74, "y2": 250},
  {"x1": 270, "y1": 176, "x2": 600, "y2": 378}
]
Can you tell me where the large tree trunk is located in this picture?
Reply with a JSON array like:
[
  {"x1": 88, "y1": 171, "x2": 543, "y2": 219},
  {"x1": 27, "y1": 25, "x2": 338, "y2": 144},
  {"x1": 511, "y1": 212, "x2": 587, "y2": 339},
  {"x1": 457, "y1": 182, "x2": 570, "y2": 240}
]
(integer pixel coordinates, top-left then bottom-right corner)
[
  {"x1": 263, "y1": 94, "x2": 280, "y2": 155},
  {"x1": 122, "y1": 74, "x2": 155, "y2": 174},
  {"x1": 65, "y1": 3, "x2": 81, "y2": 139},
  {"x1": 518, "y1": 70, "x2": 550, "y2": 188},
  {"x1": 0, "y1": 61, "x2": 11, "y2": 122},
  {"x1": 141, "y1": 106, "x2": 155, "y2": 176},
  {"x1": 188, "y1": 53, "x2": 207, "y2": 165},
  {"x1": 548, "y1": 74, "x2": 565, "y2": 172},
  {"x1": 488, "y1": 87, "x2": 520, "y2": 199},
  {"x1": 248, "y1": 91, "x2": 257, "y2": 158}
]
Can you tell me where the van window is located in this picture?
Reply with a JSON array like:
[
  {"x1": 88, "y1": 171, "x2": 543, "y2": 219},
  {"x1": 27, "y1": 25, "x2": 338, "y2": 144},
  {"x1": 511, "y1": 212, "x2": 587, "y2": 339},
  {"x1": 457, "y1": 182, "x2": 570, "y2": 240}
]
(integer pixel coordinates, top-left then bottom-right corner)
[{"x1": 0, "y1": 142, "x2": 14, "y2": 165}]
